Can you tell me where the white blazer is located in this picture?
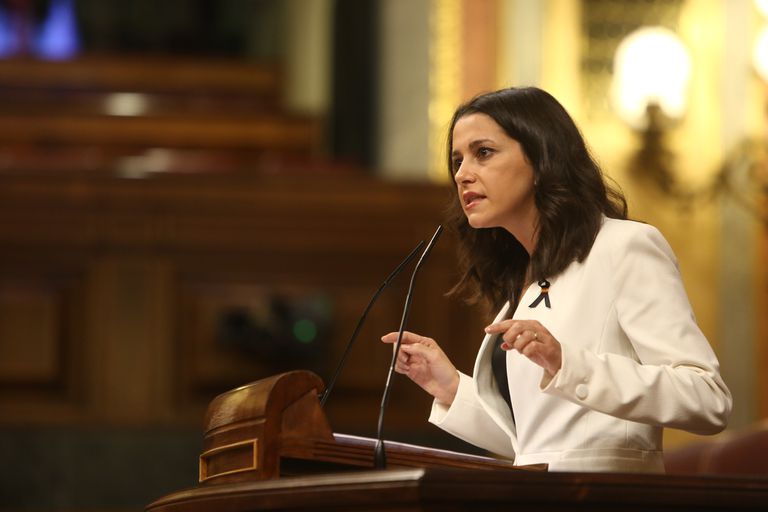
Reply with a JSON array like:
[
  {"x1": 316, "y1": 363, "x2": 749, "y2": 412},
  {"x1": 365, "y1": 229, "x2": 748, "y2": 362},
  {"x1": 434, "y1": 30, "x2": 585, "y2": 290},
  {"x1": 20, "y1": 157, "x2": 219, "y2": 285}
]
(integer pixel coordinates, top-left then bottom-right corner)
[{"x1": 429, "y1": 218, "x2": 732, "y2": 472}]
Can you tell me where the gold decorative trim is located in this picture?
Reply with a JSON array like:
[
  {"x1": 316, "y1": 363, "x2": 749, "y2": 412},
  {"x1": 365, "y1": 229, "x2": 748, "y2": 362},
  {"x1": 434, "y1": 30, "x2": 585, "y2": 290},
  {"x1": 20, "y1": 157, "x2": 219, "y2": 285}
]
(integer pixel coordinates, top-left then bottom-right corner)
[
  {"x1": 428, "y1": 0, "x2": 462, "y2": 182},
  {"x1": 198, "y1": 438, "x2": 259, "y2": 483}
]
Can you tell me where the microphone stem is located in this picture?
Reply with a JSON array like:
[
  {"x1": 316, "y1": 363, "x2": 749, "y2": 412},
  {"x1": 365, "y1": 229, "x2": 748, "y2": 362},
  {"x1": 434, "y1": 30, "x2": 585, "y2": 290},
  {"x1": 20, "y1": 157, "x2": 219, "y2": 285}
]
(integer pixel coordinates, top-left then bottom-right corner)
[
  {"x1": 374, "y1": 225, "x2": 443, "y2": 469},
  {"x1": 320, "y1": 241, "x2": 425, "y2": 408},
  {"x1": 374, "y1": 271, "x2": 416, "y2": 468},
  {"x1": 320, "y1": 282, "x2": 386, "y2": 408}
]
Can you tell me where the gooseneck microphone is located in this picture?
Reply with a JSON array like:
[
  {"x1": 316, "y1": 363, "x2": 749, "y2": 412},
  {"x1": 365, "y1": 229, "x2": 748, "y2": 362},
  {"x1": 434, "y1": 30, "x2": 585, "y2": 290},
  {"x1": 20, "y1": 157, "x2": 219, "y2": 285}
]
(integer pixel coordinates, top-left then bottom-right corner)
[
  {"x1": 374, "y1": 225, "x2": 443, "y2": 469},
  {"x1": 319, "y1": 239, "x2": 426, "y2": 408}
]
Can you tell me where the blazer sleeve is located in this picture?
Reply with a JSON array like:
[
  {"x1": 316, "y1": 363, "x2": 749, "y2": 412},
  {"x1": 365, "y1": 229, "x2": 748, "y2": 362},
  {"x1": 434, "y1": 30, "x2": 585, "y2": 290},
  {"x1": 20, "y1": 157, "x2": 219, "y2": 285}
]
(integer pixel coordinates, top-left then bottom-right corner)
[
  {"x1": 541, "y1": 223, "x2": 732, "y2": 434},
  {"x1": 429, "y1": 371, "x2": 516, "y2": 458}
]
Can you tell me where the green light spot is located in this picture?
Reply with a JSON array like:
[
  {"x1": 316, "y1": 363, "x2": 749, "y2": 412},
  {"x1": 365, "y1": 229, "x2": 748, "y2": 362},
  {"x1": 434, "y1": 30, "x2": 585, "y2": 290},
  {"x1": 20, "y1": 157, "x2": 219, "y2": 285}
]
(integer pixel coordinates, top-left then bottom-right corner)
[{"x1": 293, "y1": 319, "x2": 317, "y2": 344}]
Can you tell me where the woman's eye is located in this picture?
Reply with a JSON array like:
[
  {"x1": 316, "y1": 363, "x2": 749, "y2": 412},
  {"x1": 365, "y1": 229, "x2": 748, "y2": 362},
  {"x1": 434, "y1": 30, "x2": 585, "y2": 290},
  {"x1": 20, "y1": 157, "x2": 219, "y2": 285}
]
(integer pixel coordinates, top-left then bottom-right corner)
[
  {"x1": 451, "y1": 159, "x2": 462, "y2": 173},
  {"x1": 477, "y1": 147, "x2": 494, "y2": 158}
]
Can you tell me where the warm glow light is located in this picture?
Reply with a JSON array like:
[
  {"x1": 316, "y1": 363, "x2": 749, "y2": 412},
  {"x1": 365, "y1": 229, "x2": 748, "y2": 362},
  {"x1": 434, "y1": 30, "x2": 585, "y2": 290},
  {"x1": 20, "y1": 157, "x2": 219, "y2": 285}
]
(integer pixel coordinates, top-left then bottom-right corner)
[
  {"x1": 755, "y1": 26, "x2": 768, "y2": 83},
  {"x1": 611, "y1": 27, "x2": 692, "y2": 129},
  {"x1": 104, "y1": 93, "x2": 148, "y2": 117},
  {"x1": 756, "y1": 0, "x2": 768, "y2": 19}
]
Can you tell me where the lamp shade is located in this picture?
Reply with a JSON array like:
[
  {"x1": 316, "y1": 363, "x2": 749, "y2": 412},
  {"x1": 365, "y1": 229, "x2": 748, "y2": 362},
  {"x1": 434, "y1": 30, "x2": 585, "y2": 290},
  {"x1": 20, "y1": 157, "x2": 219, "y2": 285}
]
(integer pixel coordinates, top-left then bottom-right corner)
[
  {"x1": 756, "y1": 0, "x2": 768, "y2": 19},
  {"x1": 754, "y1": 26, "x2": 768, "y2": 83},
  {"x1": 611, "y1": 26, "x2": 692, "y2": 129}
]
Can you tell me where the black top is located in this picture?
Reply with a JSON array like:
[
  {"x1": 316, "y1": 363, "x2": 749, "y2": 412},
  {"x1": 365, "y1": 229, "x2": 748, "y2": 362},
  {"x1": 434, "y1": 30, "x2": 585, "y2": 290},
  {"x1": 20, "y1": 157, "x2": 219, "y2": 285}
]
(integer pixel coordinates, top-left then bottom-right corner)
[{"x1": 491, "y1": 334, "x2": 514, "y2": 423}]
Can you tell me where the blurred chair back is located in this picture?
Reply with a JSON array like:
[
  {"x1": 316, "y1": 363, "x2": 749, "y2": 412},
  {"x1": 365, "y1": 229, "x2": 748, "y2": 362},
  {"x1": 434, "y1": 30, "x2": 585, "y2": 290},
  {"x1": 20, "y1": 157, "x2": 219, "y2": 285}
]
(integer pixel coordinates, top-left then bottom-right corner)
[{"x1": 665, "y1": 420, "x2": 768, "y2": 476}]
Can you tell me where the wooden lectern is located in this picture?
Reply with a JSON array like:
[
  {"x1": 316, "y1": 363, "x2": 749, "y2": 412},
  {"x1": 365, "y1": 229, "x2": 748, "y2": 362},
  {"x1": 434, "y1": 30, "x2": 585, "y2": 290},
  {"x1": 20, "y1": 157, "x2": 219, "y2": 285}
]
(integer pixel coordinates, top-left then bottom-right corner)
[
  {"x1": 196, "y1": 370, "x2": 526, "y2": 485},
  {"x1": 147, "y1": 370, "x2": 768, "y2": 511}
]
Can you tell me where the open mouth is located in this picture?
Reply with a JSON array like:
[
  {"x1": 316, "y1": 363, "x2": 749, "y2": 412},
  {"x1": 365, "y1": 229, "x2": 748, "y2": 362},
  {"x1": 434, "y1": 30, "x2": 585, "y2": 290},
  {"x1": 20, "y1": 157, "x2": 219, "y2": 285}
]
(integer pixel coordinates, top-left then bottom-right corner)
[{"x1": 463, "y1": 191, "x2": 486, "y2": 208}]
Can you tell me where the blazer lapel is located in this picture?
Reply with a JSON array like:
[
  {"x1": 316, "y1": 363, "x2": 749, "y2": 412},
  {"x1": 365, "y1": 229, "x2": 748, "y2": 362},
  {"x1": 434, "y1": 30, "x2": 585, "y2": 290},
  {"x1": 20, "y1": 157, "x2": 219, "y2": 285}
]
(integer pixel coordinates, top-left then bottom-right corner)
[{"x1": 473, "y1": 301, "x2": 520, "y2": 453}]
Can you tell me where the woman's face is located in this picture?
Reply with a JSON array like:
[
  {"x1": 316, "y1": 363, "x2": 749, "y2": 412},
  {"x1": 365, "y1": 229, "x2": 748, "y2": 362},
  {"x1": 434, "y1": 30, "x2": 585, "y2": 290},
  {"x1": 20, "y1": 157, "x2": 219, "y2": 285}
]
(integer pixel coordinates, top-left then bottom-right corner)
[{"x1": 451, "y1": 113, "x2": 538, "y2": 235}]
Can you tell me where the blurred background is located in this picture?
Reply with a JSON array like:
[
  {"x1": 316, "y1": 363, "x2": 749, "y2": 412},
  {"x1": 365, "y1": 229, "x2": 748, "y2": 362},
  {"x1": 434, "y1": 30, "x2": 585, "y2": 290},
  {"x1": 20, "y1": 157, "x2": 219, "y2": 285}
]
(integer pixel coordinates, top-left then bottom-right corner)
[{"x1": 0, "y1": 0, "x2": 765, "y2": 510}]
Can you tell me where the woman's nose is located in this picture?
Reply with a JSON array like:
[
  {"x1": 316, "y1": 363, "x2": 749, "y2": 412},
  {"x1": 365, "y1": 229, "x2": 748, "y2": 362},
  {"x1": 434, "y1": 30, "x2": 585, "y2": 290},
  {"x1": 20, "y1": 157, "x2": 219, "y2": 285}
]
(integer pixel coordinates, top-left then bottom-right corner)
[{"x1": 454, "y1": 162, "x2": 475, "y2": 184}]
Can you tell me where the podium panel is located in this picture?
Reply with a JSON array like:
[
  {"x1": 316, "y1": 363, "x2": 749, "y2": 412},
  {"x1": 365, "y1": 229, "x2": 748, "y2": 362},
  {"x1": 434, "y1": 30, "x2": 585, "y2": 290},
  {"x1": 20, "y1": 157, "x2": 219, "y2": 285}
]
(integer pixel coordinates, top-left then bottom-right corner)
[
  {"x1": 196, "y1": 370, "x2": 532, "y2": 485},
  {"x1": 148, "y1": 467, "x2": 768, "y2": 512},
  {"x1": 147, "y1": 371, "x2": 768, "y2": 511}
]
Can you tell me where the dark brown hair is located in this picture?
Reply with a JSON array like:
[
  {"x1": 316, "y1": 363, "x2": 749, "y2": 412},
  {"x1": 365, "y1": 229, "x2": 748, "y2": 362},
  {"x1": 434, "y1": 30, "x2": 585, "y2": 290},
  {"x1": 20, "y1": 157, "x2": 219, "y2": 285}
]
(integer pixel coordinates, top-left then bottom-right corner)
[{"x1": 446, "y1": 87, "x2": 628, "y2": 310}]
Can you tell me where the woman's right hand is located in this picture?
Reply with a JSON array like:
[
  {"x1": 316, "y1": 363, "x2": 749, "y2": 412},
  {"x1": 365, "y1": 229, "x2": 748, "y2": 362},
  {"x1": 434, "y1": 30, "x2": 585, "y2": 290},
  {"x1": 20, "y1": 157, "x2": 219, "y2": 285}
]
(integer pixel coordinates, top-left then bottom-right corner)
[{"x1": 380, "y1": 331, "x2": 459, "y2": 405}]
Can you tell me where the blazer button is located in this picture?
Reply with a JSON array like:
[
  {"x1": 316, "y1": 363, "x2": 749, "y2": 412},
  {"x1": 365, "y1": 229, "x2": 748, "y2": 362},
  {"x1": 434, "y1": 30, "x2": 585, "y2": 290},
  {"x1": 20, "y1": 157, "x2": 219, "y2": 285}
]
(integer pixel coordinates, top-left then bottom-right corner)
[{"x1": 575, "y1": 384, "x2": 589, "y2": 400}]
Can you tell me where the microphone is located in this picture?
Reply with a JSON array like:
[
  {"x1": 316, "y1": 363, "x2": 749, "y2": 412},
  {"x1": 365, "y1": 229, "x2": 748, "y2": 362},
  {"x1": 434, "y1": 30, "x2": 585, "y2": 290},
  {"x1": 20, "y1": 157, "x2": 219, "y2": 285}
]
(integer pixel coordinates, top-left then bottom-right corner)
[
  {"x1": 319, "y1": 239, "x2": 426, "y2": 408},
  {"x1": 374, "y1": 225, "x2": 443, "y2": 469}
]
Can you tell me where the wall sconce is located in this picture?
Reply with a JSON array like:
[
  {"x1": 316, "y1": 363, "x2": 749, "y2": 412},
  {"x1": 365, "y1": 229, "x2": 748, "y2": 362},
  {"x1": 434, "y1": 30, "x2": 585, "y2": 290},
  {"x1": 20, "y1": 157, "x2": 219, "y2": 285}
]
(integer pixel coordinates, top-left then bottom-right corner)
[
  {"x1": 756, "y1": 29, "x2": 768, "y2": 84},
  {"x1": 610, "y1": 26, "x2": 692, "y2": 199},
  {"x1": 611, "y1": 21, "x2": 768, "y2": 224}
]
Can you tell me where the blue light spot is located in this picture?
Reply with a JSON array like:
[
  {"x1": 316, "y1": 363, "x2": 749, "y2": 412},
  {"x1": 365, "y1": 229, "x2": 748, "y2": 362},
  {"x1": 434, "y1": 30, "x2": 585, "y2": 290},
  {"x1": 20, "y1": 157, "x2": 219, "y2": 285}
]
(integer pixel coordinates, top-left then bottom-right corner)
[
  {"x1": 0, "y1": 6, "x2": 19, "y2": 57},
  {"x1": 34, "y1": 0, "x2": 80, "y2": 60}
]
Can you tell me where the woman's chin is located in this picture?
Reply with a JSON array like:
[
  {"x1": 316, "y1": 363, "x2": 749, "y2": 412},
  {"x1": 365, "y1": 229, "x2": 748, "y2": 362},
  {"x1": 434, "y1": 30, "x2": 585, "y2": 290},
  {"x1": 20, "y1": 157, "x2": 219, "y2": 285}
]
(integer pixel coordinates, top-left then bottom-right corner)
[{"x1": 466, "y1": 217, "x2": 488, "y2": 229}]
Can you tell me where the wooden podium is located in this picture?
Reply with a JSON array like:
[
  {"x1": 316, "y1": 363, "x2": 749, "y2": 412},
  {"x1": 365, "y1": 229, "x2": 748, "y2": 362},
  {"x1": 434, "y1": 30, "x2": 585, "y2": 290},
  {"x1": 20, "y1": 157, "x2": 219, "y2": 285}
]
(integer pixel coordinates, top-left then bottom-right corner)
[
  {"x1": 195, "y1": 370, "x2": 528, "y2": 484},
  {"x1": 146, "y1": 370, "x2": 768, "y2": 511}
]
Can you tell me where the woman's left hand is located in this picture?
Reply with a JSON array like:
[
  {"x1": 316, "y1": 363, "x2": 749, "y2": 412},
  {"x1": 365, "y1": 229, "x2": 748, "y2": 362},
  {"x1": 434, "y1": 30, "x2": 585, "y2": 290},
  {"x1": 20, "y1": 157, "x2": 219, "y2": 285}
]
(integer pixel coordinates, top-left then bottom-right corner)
[{"x1": 484, "y1": 320, "x2": 562, "y2": 377}]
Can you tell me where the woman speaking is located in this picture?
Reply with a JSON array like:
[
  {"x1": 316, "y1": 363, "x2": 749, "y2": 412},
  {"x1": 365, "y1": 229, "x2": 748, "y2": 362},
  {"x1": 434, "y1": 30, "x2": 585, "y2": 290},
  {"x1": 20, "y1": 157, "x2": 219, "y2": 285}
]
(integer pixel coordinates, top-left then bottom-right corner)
[{"x1": 381, "y1": 87, "x2": 731, "y2": 473}]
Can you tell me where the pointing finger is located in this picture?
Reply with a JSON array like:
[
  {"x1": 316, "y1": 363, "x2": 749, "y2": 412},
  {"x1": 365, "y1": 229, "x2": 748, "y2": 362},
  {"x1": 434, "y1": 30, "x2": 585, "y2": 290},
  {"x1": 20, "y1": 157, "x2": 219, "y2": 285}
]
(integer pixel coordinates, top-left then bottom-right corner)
[
  {"x1": 484, "y1": 320, "x2": 516, "y2": 334},
  {"x1": 381, "y1": 331, "x2": 432, "y2": 346}
]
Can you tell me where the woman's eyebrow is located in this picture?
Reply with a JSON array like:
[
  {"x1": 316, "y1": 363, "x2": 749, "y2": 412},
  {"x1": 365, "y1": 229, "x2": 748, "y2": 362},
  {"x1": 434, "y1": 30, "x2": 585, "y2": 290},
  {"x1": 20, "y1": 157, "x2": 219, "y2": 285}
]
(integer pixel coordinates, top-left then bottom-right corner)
[
  {"x1": 451, "y1": 139, "x2": 494, "y2": 158},
  {"x1": 452, "y1": 138, "x2": 495, "y2": 158},
  {"x1": 468, "y1": 138, "x2": 494, "y2": 149}
]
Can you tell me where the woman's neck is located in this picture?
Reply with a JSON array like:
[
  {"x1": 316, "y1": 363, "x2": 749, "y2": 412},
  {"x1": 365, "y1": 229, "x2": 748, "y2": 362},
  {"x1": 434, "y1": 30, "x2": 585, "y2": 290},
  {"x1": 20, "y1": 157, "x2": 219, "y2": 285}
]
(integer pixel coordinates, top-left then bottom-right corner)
[{"x1": 503, "y1": 212, "x2": 539, "y2": 256}]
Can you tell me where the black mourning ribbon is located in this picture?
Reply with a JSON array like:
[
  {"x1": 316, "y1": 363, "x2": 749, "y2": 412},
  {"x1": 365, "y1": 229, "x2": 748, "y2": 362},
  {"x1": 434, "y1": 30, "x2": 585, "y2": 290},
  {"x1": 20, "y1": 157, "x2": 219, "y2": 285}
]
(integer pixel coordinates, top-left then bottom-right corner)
[{"x1": 528, "y1": 279, "x2": 551, "y2": 309}]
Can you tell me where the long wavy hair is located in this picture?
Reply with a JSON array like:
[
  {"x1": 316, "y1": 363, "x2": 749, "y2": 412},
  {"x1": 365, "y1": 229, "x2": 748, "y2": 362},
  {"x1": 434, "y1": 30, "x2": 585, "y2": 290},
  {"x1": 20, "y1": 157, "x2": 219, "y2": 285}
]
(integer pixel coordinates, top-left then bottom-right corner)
[{"x1": 446, "y1": 87, "x2": 628, "y2": 310}]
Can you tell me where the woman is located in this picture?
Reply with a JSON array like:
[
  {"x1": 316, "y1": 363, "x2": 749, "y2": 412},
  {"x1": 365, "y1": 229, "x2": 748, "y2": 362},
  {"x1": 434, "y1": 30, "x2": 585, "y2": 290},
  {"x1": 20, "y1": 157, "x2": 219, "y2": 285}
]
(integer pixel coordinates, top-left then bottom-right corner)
[{"x1": 381, "y1": 87, "x2": 732, "y2": 473}]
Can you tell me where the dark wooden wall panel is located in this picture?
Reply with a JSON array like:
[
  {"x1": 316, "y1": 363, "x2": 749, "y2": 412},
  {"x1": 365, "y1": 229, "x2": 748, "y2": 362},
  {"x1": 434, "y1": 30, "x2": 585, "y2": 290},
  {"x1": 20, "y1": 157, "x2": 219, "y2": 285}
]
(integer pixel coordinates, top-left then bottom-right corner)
[
  {"x1": 0, "y1": 173, "x2": 488, "y2": 441},
  {"x1": 0, "y1": 283, "x2": 61, "y2": 383},
  {"x1": 0, "y1": 269, "x2": 87, "y2": 422},
  {"x1": 0, "y1": 48, "x2": 489, "y2": 512}
]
